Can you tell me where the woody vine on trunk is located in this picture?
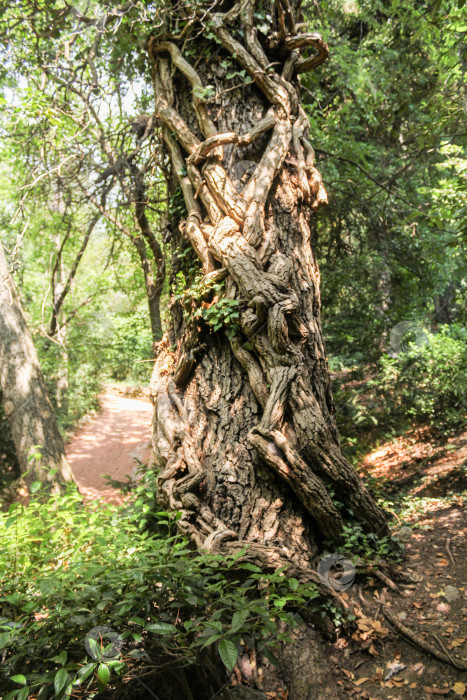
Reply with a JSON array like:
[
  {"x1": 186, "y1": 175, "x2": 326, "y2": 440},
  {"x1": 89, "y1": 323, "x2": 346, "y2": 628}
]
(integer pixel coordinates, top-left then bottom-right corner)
[{"x1": 149, "y1": 0, "x2": 387, "y2": 577}]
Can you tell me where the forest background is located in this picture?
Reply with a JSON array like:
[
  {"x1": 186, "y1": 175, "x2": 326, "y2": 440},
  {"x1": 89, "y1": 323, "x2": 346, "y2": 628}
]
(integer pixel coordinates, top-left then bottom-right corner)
[{"x1": 0, "y1": 0, "x2": 465, "y2": 698}]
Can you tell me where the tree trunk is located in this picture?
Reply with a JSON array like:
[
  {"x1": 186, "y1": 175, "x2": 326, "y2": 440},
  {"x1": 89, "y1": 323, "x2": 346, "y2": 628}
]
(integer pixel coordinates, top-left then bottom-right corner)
[
  {"x1": 147, "y1": 2, "x2": 387, "y2": 693},
  {"x1": 0, "y1": 242, "x2": 74, "y2": 492},
  {"x1": 134, "y1": 172, "x2": 166, "y2": 344},
  {"x1": 133, "y1": 233, "x2": 164, "y2": 343}
]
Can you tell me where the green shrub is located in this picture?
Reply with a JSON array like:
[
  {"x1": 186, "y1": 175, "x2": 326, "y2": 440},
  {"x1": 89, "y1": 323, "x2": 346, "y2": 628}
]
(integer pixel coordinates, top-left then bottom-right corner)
[
  {"x1": 0, "y1": 479, "x2": 318, "y2": 699},
  {"x1": 100, "y1": 311, "x2": 153, "y2": 384},
  {"x1": 375, "y1": 324, "x2": 466, "y2": 434},
  {"x1": 35, "y1": 336, "x2": 103, "y2": 435},
  {"x1": 34, "y1": 308, "x2": 152, "y2": 436},
  {"x1": 332, "y1": 325, "x2": 466, "y2": 457}
]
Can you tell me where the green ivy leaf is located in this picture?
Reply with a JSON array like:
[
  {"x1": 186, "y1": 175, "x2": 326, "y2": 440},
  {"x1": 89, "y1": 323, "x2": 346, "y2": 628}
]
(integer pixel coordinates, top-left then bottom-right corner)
[
  {"x1": 3, "y1": 691, "x2": 20, "y2": 700},
  {"x1": 239, "y1": 563, "x2": 261, "y2": 572},
  {"x1": 10, "y1": 675, "x2": 27, "y2": 685},
  {"x1": 54, "y1": 668, "x2": 68, "y2": 695},
  {"x1": 146, "y1": 622, "x2": 177, "y2": 635},
  {"x1": 218, "y1": 639, "x2": 238, "y2": 671},
  {"x1": 49, "y1": 650, "x2": 67, "y2": 665},
  {"x1": 75, "y1": 663, "x2": 96, "y2": 684},
  {"x1": 97, "y1": 663, "x2": 110, "y2": 686},
  {"x1": 262, "y1": 645, "x2": 279, "y2": 666},
  {"x1": 231, "y1": 610, "x2": 249, "y2": 632},
  {"x1": 200, "y1": 633, "x2": 222, "y2": 648}
]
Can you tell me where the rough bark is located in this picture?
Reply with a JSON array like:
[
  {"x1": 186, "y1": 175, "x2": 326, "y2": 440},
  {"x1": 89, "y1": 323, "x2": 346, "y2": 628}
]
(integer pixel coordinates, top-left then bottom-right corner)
[
  {"x1": 147, "y1": 1, "x2": 387, "y2": 694},
  {"x1": 0, "y1": 242, "x2": 74, "y2": 491},
  {"x1": 278, "y1": 622, "x2": 339, "y2": 699}
]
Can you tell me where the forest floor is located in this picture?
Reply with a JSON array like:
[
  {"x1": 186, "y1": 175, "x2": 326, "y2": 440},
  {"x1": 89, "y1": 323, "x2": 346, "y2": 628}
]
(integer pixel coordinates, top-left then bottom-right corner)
[
  {"x1": 66, "y1": 385, "x2": 154, "y2": 505},
  {"x1": 328, "y1": 428, "x2": 467, "y2": 700}
]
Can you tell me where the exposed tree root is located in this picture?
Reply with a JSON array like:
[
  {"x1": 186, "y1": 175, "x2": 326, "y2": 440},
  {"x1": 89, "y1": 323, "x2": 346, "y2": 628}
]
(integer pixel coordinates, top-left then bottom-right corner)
[{"x1": 383, "y1": 605, "x2": 467, "y2": 671}]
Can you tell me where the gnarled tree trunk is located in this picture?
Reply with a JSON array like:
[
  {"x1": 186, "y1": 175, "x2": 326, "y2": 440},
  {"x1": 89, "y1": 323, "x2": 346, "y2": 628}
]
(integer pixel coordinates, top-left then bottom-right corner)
[
  {"x1": 147, "y1": 2, "x2": 387, "y2": 694},
  {"x1": 0, "y1": 242, "x2": 74, "y2": 492}
]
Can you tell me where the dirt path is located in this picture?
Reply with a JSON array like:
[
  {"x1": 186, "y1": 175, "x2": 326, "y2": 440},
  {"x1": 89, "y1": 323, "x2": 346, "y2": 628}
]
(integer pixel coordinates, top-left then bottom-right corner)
[{"x1": 66, "y1": 387, "x2": 154, "y2": 504}]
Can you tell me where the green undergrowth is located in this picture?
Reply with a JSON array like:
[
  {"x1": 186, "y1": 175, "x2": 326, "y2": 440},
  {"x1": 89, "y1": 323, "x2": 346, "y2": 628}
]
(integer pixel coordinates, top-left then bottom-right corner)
[
  {"x1": 331, "y1": 324, "x2": 467, "y2": 463},
  {"x1": 0, "y1": 475, "x2": 320, "y2": 699}
]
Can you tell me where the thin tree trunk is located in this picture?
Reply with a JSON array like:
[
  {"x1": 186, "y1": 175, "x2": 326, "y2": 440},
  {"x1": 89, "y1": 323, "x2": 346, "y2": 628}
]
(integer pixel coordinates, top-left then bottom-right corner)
[
  {"x1": 78, "y1": 183, "x2": 165, "y2": 345},
  {"x1": 133, "y1": 234, "x2": 164, "y2": 343},
  {"x1": 49, "y1": 215, "x2": 98, "y2": 337},
  {"x1": 134, "y1": 174, "x2": 165, "y2": 344},
  {"x1": 0, "y1": 242, "x2": 74, "y2": 492}
]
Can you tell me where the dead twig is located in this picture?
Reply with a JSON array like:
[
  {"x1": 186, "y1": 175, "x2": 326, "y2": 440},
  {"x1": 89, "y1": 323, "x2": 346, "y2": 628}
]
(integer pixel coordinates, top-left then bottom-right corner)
[
  {"x1": 433, "y1": 633, "x2": 458, "y2": 668},
  {"x1": 445, "y1": 538, "x2": 455, "y2": 565},
  {"x1": 354, "y1": 657, "x2": 370, "y2": 670},
  {"x1": 372, "y1": 568, "x2": 401, "y2": 593}
]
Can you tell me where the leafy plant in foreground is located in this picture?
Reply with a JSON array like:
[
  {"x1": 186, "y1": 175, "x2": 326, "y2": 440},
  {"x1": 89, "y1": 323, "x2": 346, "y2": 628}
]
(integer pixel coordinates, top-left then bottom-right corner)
[{"x1": 0, "y1": 485, "x2": 319, "y2": 698}]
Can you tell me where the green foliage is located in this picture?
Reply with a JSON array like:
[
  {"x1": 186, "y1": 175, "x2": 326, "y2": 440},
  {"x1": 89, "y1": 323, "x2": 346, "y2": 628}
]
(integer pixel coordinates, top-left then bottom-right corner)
[
  {"x1": 374, "y1": 324, "x2": 467, "y2": 434},
  {"x1": 337, "y1": 523, "x2": 403, "y2": 564},
  {"x1": 0, "y1": 483, "x2": 319, "y2": 698},
  {"x1": 99, "y1": 311, "x2": 153, "y2": 383},
  {"x1": 304, "y1": 0, "x2": 466, "y2": 361},
  {"x1": 195, "y1": 297, "x2": 241, "y2": 338},
  {"x1": 323, "y1": 485, "x2": 403, "y2": 563},
  {"x1": 174, "y1": 266, "x2": 241, "y2": 337},
  {"x1": 331, "y1": 325, "x2": 466, "y2": 467},
  {"x1": 32, "y1": 306, "x2": 153, "y2": 436}
]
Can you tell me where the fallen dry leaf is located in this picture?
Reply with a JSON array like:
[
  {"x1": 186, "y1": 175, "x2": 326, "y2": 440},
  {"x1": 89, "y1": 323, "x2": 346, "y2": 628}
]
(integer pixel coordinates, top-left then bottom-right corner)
[
  {"x1": 354, "y1": 677, "x2": 370, "y2": 686},
  {"x1": 423, "y1": 688, "x2": 450, "y2": 695},
  {"x1": 452, "y1": 682, "x2": 466, "y2": 696},
  {"x1": 449, "y1": 637, "x2": 466, "y2": 649},
  {"x1": 436, "y1": 602, "x2": 451, "y2": 614}
]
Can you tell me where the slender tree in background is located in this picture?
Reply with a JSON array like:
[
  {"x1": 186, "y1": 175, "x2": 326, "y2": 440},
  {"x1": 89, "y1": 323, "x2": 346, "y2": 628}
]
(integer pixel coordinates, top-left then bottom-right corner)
[{"x1": 0, "y1": 241, "x2": 74, "y2": 491}]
